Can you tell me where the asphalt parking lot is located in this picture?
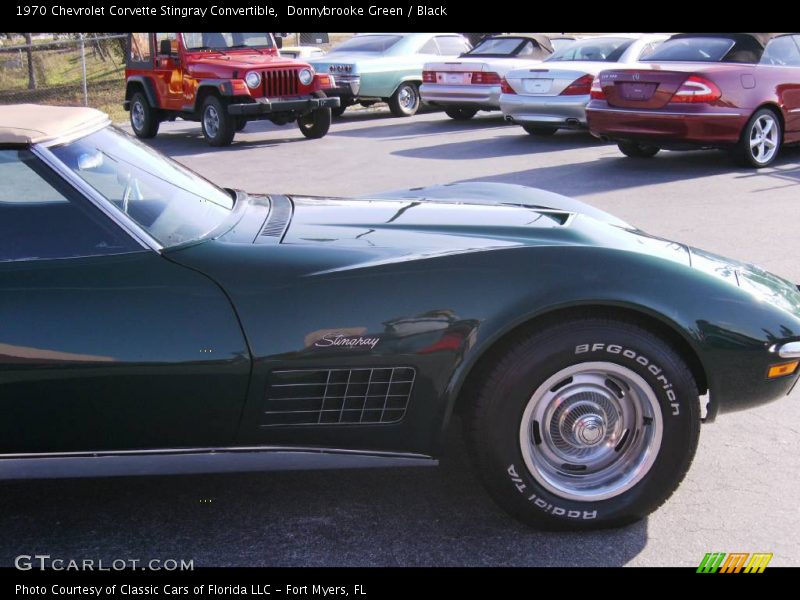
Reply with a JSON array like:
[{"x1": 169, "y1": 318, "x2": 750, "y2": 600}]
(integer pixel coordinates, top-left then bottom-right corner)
[{"x1": 2, "y1": 107, "x2": 799, "y2": 567}]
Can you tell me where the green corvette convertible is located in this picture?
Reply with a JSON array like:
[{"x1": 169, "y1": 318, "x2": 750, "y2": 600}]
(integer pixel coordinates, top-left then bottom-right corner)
[{"x1": 2, "y1": 104, "x2": 799, "y2": 530}]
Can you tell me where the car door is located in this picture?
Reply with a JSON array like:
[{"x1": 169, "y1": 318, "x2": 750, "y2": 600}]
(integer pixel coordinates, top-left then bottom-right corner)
[
  {"x1": 0, "y1": 148, "x2": 250, "y2": 454},
  {"x1": 153, "y1": 32, "x2": 184, "y2": 111}
]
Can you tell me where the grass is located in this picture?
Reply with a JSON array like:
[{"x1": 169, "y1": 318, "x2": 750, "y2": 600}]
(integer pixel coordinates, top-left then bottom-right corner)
[{"x1": 0, "y1": 35, "x2": 126, "y2": 121}]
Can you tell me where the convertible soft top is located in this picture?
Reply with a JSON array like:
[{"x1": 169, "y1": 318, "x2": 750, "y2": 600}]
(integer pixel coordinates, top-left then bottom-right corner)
[{"x1": 0, "y1": 104, "x2": 109, "y2": 145}]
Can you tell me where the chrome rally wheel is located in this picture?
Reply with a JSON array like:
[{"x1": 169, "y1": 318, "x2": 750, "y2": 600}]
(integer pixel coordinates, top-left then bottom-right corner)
[
  {"x1": 465, "y1": 318, "x2": 700, "y2": 530},
  {"x1": 519, "y1": 362, "x2": 662, "y2": 502}
]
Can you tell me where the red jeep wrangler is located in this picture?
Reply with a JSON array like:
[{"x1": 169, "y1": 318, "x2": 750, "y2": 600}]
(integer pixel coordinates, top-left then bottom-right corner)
[{"x1": 124, "y1": 33, "x2": 339, "y2": 146}]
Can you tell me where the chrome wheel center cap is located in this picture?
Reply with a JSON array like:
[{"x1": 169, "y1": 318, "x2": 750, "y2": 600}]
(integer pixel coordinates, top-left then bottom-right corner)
[{"x1": 572, "y1": 414, "x2": 606, "y2": 447}]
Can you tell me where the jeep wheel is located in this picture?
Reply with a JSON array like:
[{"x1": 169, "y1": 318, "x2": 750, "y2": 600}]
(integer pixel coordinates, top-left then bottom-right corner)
[
  {"x1": 388, "y1": 82, "x2": 420, "y2": 117},
  {"x1": 201, "y1": 96, "x2": 235, "y2": 147},
  {"x1": 129, "y1": 92, "x2": 160, "y2": 139},
  {"x1": 298, "y1": 108, "x2": 332, "y2": 139},
  {"x1": 465, "y1": 318, "x2": 700, "y2": 530}
]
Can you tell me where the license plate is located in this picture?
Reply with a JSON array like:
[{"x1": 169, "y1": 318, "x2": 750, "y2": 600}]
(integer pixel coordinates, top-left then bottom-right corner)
[
  {"x1": 442, "y1": 72, "x2": 469, "y2": 85},
  {"x1": 523, "y1": 78, "x2": 552, "y2": 94},
  {"x1": 616, "y1": 82, "x2": 657, "y2": 101}
]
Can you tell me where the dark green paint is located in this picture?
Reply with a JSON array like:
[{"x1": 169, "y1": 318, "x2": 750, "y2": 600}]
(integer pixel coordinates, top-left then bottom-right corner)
[{"x1": 3, "y1": 180, "x2": 799, "y2": 457}]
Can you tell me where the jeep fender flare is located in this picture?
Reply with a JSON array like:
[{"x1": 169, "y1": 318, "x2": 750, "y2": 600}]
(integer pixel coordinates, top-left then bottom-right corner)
[
  {"x1": 125, "y1": 76, "x2": 158, "y2": 109},
  {"x1": 192, "y1": 80, "x2": 242, "y2": 113}
]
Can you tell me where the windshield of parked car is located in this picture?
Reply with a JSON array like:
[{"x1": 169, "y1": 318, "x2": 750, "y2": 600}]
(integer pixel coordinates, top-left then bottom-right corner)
[
  {"x1": 466, "y1": 37, "x2": 529, "y2": 56},
  {"x1": 183, "y1": 32, "x2": 274, "y2": 50},
  {"x1": 330, "y1": 35, "x2": 402, "y2": 53},
  {"x1": 547, "y1": 37, "x2": 634, "y2": 62},
  {"x1": 643, "y1": 37, "x2": 738, "y2": 62},
  {"x1": 51, "y1": 127, "x2": 234, "y2": 247}
]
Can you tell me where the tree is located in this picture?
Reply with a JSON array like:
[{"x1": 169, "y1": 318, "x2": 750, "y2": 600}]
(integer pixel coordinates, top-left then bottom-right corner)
[{"x1": 24, "y1": 33, "x2": 35, "y2": 89}]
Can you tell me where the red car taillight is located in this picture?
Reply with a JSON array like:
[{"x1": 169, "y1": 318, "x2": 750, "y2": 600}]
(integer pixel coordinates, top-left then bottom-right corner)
[
  {"x1": 670, "y1": 75, "x2": 721, "y2": 103},
  {"x1": 471, "y1": 71, "x2": 501, "y2": 85},
  {"x1": 500, "y1": 77, "x2": 516, "y2": 94},
  {"x1": 422, "y1": 70, "x2": 436, "y2": 83},
  {"x1": 589, "y1": 76, "x2": 605, "y2": 100},
  {"x1": 560, "y1": 74, "x2": 594, "y2": 96}
]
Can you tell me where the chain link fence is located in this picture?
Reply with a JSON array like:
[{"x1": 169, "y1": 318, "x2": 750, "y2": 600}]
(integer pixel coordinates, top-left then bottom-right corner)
[{"x1": 0, "y1": 34, "x2": 128, "y2": 120}]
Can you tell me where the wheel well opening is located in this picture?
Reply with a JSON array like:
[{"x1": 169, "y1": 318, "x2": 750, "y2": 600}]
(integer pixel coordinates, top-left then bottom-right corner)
[
  {"x1": 454, "y1": 305, "x2": 709, "y2": 414},
  {"x1": 194, "y1": 87, "x2": 221, "y2": 117},
  {"x1": 125, "y1": 81, "x2": 144, "y2": 102}
]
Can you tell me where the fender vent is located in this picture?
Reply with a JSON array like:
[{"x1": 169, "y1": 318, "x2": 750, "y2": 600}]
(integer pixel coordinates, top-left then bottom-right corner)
[
  {"x1": 262, "y1": 367, "x2": 416, "y2": 427},
  {"x1": 259, "y1": 195, "x2": 292, "y2": 239}
]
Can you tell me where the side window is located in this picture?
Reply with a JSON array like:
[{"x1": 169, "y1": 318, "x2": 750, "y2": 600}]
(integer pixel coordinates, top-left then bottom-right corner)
[
  {"x1": 761, "y1": 36, "x2": 800, "y2": 66},
  {"x1": 0, "y1": 150, "x2": 139, "y2": 262},
  {"x1": 418, "y1": 38, "x2": 439, "y2": 55},
  {"x1": 436, "y1": 36, "x2": 469, "y2": 56},
  {"x1": 129, "y1": 33, "x2": 152, "y2": 66},
  {"x1": 155, "y1": 33, "x2": 178, "y2": 55},
  {"x1": 517, "y1": 41, "x2": 535, "y2": 57}
]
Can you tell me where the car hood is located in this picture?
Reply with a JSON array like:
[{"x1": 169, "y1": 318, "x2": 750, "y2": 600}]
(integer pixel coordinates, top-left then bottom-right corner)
[
  {"x1": 277, "y1": 194, "x2": 692, "y2": 267},
  {"x1": 188, "y1": 54, "x2": 305, "y2": 70}
]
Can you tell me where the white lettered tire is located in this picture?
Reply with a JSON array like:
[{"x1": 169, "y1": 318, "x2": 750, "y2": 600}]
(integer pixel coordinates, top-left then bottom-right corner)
[{"x1": 465, "y1": 318, "x2": 700, "y2": 530}]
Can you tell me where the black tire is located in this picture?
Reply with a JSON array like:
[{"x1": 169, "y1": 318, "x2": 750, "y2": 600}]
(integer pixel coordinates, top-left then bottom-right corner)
[
  {"x1": 523, "y1": 125, "x2": 558, "y2": 136},
  {"x1": 332, "y1": 105, "x2": 347, "y2": 118},
  {"x1": 733, "y1": 108, "x2": 782, "y2": 168},
  {"x1": 388, "y1": 82, "x2": 421, "y2": 117},
  {"x1": 465, "y1": 318, "x2": 700, "y2": 530},
  {"x1": 200, "y1": 95, "x2": 235, "y2": 147},
  {"x1": 445, "y1": 107, "x2": 478, "y2": 120},
  {"x1": 618, "y1": 141, "x2": 660, "y2": 158},
  {"x1": 235, "y1": 118, "x2": 247, "y2": 132},
  {"x1": 298, "y1": 107, "x2": 332, "y2": 139},
  {"x1": 129, "y1": 92, "x2": 160, "y2": 139}
]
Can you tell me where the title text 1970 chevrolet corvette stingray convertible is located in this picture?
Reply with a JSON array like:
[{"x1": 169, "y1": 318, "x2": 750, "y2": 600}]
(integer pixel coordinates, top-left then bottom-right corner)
[{"x1": 2, "y1": 104, "x2": 799, "y2": 530}]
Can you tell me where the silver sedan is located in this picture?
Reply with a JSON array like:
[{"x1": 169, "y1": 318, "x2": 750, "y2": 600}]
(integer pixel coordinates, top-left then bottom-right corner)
[{"x1": 500, "y1": 34, "x2": 666, "y2": 135}]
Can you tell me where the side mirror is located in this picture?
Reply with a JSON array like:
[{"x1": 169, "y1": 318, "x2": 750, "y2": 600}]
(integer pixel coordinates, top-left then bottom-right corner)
[{"x1": 159, "y1": 39, "x2": 173, "y2": 56}]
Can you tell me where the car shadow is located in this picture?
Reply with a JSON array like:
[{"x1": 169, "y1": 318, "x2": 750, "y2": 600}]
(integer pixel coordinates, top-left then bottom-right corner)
[
  {"x1": 0, "y1": 421, "x2": 647, "y2": 567},
  {"x1": 143, "y1": 126, "x2": 310, "y2": 157},
  {"x1": 456, "y1": 146, "x2": 800, "y2": 196},
  {"x1": 393, "y1": 130, "x2": 606, "y2": 160},
  {"x1": 330, "y1": 113, "x2": 513, "y2": 140}
]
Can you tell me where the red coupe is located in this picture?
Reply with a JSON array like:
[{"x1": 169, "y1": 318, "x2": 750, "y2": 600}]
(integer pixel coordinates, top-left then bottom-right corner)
[{"x1": 586, "y1": 33, "x2": 800, "y2": 167}]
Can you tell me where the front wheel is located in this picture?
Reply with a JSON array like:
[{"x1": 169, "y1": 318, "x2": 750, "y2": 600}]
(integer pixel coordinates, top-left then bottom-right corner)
[
  {"x1": 618, "y1": 141, "x2": 660, "y2": 158},
  {"x1": 388, "y1": 82, "x2": 421, "y2": 117},
  {"x1": 734, "y1": 108, "x2": 782, "y2": 168},
  {"x1": 465, "y1": 318, "x2": 700, "y2": 530},
  {"x1": 445, "y1": 107, "x2": 478, "y2": 120},
  {"x1": 201, "y1": 96, "x2": 235, "y2": 147},
  {"x1": 298, "y1": 107, "x2": 332, "y2": 139}
]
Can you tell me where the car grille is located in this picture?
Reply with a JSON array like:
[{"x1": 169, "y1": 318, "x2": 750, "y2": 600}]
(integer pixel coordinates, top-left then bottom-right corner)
[
  {"x1": 262, "y1": 68, "x2": 299, "y2": 98},
  {"x1": 262, "y1": 367, "x2": 416, "y2": 426}
]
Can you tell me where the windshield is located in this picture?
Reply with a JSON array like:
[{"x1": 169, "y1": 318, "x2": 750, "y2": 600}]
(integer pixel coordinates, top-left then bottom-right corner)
[
  {"x1": 467, "y1": 37, "x2": 528, "y2": 56},
  {"x1": 51, "y1": 127, "x2": 234, "y2": 247},
  {"x1": 331, "y1": 35, "x2": 402, "y2": 53},
  {"x1": 643, "y1": 37, "x2": 736, "y2": 62},
  {"x1": 547, "y1": 37, "x2": 634, "y2": 62},
  {"x1": 183, "y1": 32, "x2": 274, "y2": 50}
]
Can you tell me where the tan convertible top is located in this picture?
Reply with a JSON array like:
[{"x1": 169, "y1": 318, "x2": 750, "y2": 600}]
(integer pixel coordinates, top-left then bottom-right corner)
[{"x1": 0, "y1": 103, "x2": 109, "y2": 145}]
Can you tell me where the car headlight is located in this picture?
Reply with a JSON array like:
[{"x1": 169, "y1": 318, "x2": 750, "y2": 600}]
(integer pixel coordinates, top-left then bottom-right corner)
[
  {"x1": 298, "y1": 68, "x2": 314, "y2": 85},
  {"x1": 245, "y1": 71, "x2": 261, "y2": 89}
]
